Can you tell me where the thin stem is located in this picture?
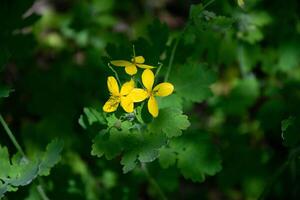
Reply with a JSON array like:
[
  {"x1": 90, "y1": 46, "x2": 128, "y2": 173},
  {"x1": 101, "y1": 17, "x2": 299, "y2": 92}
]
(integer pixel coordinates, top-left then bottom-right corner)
[
  {"x1": 258, "y1": 161, "x2": 289, "y2": 200},
  {"x1": 0, "y1": 114, "x2": 26, "y2": 158},
  {"x1": 0, "y1": 114, "x2": 50, "y2": 199},
  {"x1": 164, "y1": 37, "x2": 180, "y2": 82},
  {"x1": 164, "y1": 0, "x2": 215, "y2": 82},
  {"x1": 155, "y1": 62, "x2": 163, "y2": 77},
  {"x1": 132, "y1": 44, "x2": 136, "y2": 58},
  {"x1": 108, "y1": 63, "x2": 121, "y2": 85},
  {"x1": 164, "y1": 22, "x2": 189, "y2": 82},
  {"x1": 258, "y1": 146, "x2": 300, "y2": 200},
  {"x1": 37, "y1": 185, "x2": 50, "y2": 200},
  {"x1": 203, "y1": 0, "x2": 215, "y2": 10},
  {"x1": 141, "y1": 163, "x2": 167, "y2": 200}
]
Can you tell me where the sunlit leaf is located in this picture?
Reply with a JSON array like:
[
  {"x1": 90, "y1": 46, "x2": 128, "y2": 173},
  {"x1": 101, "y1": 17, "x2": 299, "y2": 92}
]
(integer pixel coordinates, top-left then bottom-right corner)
[
  {"x1": 148, "y1": 108, "x2": 190, "y2": 138},
  {"x1": 0, "y1": 139, "x2": 63, "y2": 197},
  {"x1": 171, "y1": 63, "x2": 216, "y2": 103}
]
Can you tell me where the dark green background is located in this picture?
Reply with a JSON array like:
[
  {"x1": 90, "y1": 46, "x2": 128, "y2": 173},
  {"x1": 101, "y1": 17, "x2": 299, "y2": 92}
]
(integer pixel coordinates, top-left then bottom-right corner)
[{"x1": 1, "y1": 0, "x2": 300, "y2": 199}]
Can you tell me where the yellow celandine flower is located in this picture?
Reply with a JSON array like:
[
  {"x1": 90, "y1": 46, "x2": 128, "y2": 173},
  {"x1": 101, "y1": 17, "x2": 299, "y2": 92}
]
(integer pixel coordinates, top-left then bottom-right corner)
[
  {"x1": 110, "y1": 56, "x2": 154, "y2": 75},
  {"x1": 129, "y1": 69, "x2": 174, "y2": 117},
  {"x1": 103, "y1": 76, "x2": 135, "y2": 113}
]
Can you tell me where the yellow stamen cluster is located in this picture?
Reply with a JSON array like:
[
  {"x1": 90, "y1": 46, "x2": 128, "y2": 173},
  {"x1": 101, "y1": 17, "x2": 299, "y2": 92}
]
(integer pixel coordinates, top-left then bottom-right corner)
[{"x1": 103, "y1": 56, "x2": 174, "y2": 117}]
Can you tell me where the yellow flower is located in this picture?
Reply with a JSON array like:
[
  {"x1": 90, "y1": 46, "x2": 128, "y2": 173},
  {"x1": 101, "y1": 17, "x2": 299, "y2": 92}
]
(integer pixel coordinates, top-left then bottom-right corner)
[
  {"x1": 129, "y1": 69, "x2": 174, "y2": 117},
  {"x1": 110, "y1": 56, "x2": 154, "y2": 75},
  {"x1": 103, "y1": 76, "x2": 135, "y2": 113}
]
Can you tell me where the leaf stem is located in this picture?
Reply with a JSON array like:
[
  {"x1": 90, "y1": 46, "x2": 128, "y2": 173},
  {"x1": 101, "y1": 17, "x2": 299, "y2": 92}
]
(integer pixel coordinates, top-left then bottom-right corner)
[
  {"x1": 108, "y1": 63, "x2": 121, "y2": 85},
  {"x1": 155, "y1": 62, "x2": 163, "y2": 78},
  {"x1": 0, "y1": 114, "x2": 26, "y2": 158},
  {"x1": 37, "y1": 185, "x2": 50, "y2": 200},
  {"x1": 141, "y1": 163, "x2": 167, "y2": 200},
  {"x1": 203, "y1": 0, "x2": 215, "y2": 10},
  {"x1": 0, "y1": 114, "x2": 50, "y2": 199},
  {"x1": 133, "y1": 44, "x2": 136, "y2": 58},
  {"x1": 164, "y1": 0, "x2": 216, "y2": 82},
  {"x1": 258, "y1": 161, "x2": 288, "y2": 200},
  {"x1": 258, "y1": 146, "x2": 300, "y2": 200},
  {"x1": 164, "y1": 36, "x2": 180, "y2": 82}
]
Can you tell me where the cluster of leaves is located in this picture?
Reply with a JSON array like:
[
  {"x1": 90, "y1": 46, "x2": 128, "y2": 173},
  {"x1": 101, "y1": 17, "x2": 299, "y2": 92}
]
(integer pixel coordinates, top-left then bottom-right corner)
[
  {"x1": 80, "y1": 99, "x2": 222, "y2": 185},
  {"x1": 0, "y1": 139, "x2": 63, "y2": 198}
]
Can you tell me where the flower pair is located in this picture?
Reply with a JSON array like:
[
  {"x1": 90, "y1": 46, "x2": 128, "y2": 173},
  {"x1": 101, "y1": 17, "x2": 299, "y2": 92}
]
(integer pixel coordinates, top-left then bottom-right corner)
[{"x1": 103, "y1": 69, "x2": 174, "y2": 117}]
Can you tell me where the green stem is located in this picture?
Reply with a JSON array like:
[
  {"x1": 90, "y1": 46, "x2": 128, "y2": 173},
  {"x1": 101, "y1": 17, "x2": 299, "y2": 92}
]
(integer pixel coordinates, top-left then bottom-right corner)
[
  {"x1": 108, "y1": 63, "x2": 121, "y2": 85},
  {"x1": 155, "y1": 62, "x2": 163, "y2": 78},
  {"x1": 141, "y1": 163, "x2": 167, "y2": 200},
  {"x1": 0, "y1": 114, "x2": 50, "y2": 199},
  {"x1": 132, "y1": 44, "x2": 136, "y2": 58},
  {"x1": 0, "y1": 114, "x2": 26, "y2": 158},
  {"x1": 164, "y1": 37, "x2": 180, "y2": 82},
  {"x1": 258, "y1": 161, "x2": 289, "y2": 200},
  {"x1": 203, "y1": 0, "x2": 215, "y2": 10},
  {"x1": 258, "y1": 146, "x2": 300, "y2": 200},
  {"x1": 37, "y1": 185, "x2": 49, "y2": 200},
  {"x1": 164, "y1": 0, "x2": 216, "y2": 82}
]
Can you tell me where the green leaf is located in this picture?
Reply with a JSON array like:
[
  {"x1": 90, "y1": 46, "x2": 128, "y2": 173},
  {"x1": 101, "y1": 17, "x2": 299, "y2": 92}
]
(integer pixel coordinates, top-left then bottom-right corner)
[
  {"x1": 236, "y1": 12, "x2": 271, "y2": 44},
  {"x1": 0, "y1": 146, "x2": 10, "y2": 180},
  {"x1": 237, "y1": 0, "x2": 245, "y2": 8},
  {"x1": 171, "y1": 63, "x2": 216, "y2": 103},
  {"x1": 120, "y1": 151, "x2": 138, "y2": 173},
  {"x1": 217, "y1": 76, "x2": 259, "y2": 115},
  {"x1": 91, "y1": 117, "x2": 167, "y2": 173},
  {"x1": 159, "y1": 132, "x2": 222, "y2": 182},
  {"x1": 106, "y1": 113, "x2": 122, "y2": 128},
  {"x1": 277, "y1": 43, "x2": 300, "y2": 72},
  {"x1": 7, "y1": 160, "x2": 39, "y2": 187},
  {"x1": 157, "y1": 94, "x2": 183, "y2": 110},
  {"x1": 122, "y1": 131, "x2": 166, "y2": 173},
  {"x1": 0, "y1": 86, "x2": 14, "y2": 99},
  {"x1": 0, "y1": 183, "x2": 8, "y2": 198},
  {"x1": 189, "y1": 4, "x2": 233, "y2": 32},
  {"x1": 92, "y1": 128, "x2": 127, "y2": 160},
  {"x1": 189, "y1": 3, "x2": 205, "y2": 20},
  {"x1": 148, "y1": 108, "x2": 190, "y2": 138},
  {"x1": 79, "y1": 107, "x2": 106, "y2": 129},
  {"x1": 158, "y1": 147, "x2": 177, "y2": 169},
  {"x1": 38, "y1": 139, "x2": 64, "y2": 176},
  {"x1": 0, "y1": 139, "x2": 63, "y2": 197}
]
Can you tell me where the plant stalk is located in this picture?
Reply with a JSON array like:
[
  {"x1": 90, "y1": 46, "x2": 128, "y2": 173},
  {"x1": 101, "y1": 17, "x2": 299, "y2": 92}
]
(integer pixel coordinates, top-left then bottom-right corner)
[
  {"x1": 141, "y1": 163, "x2": 167, "y2": 200},
  {"x1": 164, "y1": 37, "x2": 180, "y2": 82},
  {"x1": 0, "y1": 114, "x2": 26, "y2": 158},
  {"x1": 0, "y1": 114, "x2": 50, "y2": 199},
  {"x1": 108, "y1": 63, "x2": 121, "y2": 85}
]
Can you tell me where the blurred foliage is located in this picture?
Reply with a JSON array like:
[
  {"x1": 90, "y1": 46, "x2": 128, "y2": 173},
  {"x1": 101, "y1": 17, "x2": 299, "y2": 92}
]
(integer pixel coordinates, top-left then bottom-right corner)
[{"x1": 1, "y1": 0, "x2": 300, "y2": 199}]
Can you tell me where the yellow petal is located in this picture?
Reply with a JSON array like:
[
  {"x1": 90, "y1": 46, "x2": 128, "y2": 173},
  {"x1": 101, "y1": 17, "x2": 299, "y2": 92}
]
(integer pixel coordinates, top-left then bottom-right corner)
[
  {"x1": 120, "y1": 79, "x2": 134, "y2": 96},
  {"x1": 103, "y1": 97, "x2": 120, "y2": 112},
  {"x1": 142, "y1": 69, "x2": 154, "y2": 91},
  {"x1": 129, "y1": 88, "x2": 148, "y2": 102},
  {"x1": 136, "y1": 63, "x2": 155, "y2": 69},
  {"x1": 148, "y1": 96, "x2": 159, "y2": 117},
  {"x1": 125, "y1": 65, "x2": 138, "y2": 75},
  {"x1": 110, "y1": 60, "x2": 132, "y2": 67},
  {"x1": 120, "y1": 96, "x2": 134, "y2": 113},
  {"x1": 107, "y1": 76, "x2": 119, "y2": 96},
  {"x1": 153, "y1": 82, "x2": 174, "y2": 97},
  {"x1": 132, "y1": 56, "x2": 145, "y2": 64}
]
